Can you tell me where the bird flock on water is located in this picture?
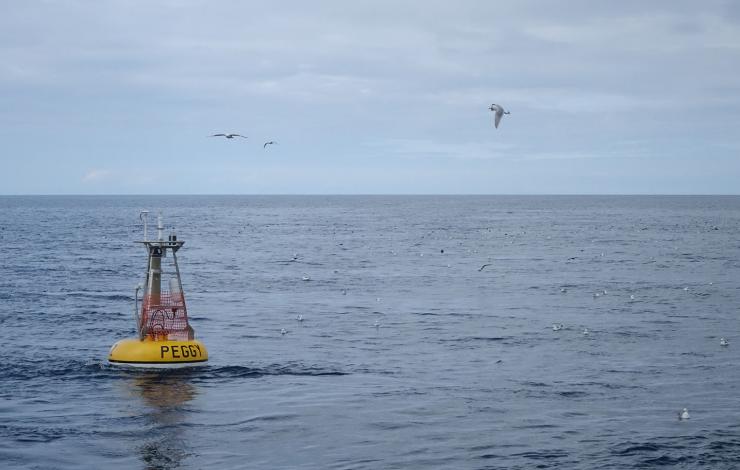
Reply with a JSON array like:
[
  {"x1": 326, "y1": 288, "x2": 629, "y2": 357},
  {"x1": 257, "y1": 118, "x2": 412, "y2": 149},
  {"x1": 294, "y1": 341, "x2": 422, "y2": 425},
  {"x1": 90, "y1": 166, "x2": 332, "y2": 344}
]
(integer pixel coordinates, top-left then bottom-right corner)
[
  {"x1": 218, "y1": 102, "x2": 720, "y2": 424},
  {"x1": 275, "y1": 239, "x2": 724, "y2": 424}
]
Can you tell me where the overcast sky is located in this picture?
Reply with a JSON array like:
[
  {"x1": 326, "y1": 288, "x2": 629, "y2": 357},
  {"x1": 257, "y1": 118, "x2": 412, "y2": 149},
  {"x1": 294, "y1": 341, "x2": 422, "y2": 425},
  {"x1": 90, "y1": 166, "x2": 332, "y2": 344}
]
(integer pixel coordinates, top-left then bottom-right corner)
[{"x1": 1, "y1": 1, "x2": 739, "y2": 194}]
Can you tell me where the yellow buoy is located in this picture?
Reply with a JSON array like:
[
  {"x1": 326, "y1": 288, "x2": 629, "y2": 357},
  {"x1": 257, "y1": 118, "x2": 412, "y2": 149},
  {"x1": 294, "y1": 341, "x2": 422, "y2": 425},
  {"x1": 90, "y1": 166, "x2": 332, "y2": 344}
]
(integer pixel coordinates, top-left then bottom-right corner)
[
  {"x1": 109, "y1": 338, "x2": 208, "y2": 368},
  {"x1": 108, "y1": 211, "x2": 209, "y2": 368}
]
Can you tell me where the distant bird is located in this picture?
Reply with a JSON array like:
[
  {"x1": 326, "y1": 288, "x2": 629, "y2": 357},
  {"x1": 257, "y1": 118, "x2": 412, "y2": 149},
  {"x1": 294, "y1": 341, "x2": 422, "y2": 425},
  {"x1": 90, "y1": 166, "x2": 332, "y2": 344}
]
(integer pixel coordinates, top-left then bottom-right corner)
[
  {"x1": 280, "y1": 328, "x2": 287, "y2": 335},
  {"x1": 630, "y1": 294, "x2": 635, "y2": 300},
  {"x1": 210, "y1": 133, "x2": 247, "y2": 139},
  {"x1": 560, "y1": 287, "x2": 567, "y2": 293},
  {"x1": 489, "y1": 104, "x2": 510, "y2": 128},
  {"x1": 720, "y1": 337, "x2": 729, "y2": 347},
  {"x1": 552, "y1": 323, "x2": 563, "y2": 331},
  {"x1": 296, "y1": 314, "x2": 303, "y2": 322},
  {"x1": 683, "y1": 287, "x2": 689, "y2": 291},
  {"x1": 263, "y1": 141, "x2": 277, "y2": 148},
  {"x1": 478, "y1": 263, "x2": 492, "y2": 272},
  {"x1": 301, "y1": 276, "x2": 310, "y2": 281},
  {"x1": 374, "y1": 320, "x2": 380, "y2": 329},
  {"x1": 582, "y1": 328, "x2": 589, "y2": 336},
  {"x1": 678, "y1": 408, "x2": 690, "y2": 420}
]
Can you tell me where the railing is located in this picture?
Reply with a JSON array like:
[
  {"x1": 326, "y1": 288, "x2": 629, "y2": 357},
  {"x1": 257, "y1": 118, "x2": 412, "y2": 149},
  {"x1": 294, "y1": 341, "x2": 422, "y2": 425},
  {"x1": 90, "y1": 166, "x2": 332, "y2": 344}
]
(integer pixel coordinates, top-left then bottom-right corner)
[{"x1": 140, "y1": 292, "x2": 192, "y2": 340}]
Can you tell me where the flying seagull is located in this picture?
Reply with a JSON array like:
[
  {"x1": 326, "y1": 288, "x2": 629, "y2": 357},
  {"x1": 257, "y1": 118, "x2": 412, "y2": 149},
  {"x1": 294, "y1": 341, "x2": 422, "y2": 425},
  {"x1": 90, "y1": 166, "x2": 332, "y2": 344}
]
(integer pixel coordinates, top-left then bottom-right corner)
[
  {"x1": 210, "y1": 133, "x2": 247, "y2": 139},
  {"x1": 489, "y1": 104, "x2": 510, "y2": 129},
  {"x1": 263, "y1": 141, "x2": 277, "y2": 148},
  {"x1": 478, "y1": 263, "x2": 492, "y2": 272}
]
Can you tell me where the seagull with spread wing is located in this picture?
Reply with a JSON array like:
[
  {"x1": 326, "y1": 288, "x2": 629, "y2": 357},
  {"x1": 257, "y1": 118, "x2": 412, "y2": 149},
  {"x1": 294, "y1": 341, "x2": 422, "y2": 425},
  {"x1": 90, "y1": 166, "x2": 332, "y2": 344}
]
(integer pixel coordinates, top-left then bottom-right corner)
[
  {"x1": 263, "y1": 141, "x2": 277, "y2": 148},
  {"x1": 488, "y1": 104, "x2": 510, "y2": 129},
  {"x1": 210, "y1": 133, "x2": 247, "y2": 139}
]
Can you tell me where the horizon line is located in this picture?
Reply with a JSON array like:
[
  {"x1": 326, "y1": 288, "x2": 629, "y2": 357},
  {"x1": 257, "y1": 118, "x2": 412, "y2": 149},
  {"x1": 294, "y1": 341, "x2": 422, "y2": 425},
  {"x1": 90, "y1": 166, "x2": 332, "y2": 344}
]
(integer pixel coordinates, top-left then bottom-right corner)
[{"x1": 1, "y1": 193, "x2": 739, "y2": 197}]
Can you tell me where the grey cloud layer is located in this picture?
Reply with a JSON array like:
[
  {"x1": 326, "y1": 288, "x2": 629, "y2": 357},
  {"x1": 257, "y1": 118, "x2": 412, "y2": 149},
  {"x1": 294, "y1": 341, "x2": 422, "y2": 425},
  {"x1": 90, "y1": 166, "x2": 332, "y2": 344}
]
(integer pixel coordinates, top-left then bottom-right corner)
[{"x1": 1, "y1": 1, "x2": 738, "y2": 193}]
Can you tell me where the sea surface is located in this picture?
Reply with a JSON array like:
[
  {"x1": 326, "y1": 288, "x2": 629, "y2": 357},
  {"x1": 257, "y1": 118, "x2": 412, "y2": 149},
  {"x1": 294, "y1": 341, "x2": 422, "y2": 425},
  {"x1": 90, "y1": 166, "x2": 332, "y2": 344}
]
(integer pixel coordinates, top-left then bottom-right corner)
[{"x1": 1, "y1": 195, "x2": 740, "y2": 469}]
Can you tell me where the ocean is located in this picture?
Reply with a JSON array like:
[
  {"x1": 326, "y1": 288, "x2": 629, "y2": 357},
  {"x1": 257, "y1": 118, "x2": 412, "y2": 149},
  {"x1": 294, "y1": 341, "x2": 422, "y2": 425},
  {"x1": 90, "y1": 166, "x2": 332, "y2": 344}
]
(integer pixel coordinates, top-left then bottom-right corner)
[{"x1": 1, "y1": 195, "x2": 740, "y2": 469}]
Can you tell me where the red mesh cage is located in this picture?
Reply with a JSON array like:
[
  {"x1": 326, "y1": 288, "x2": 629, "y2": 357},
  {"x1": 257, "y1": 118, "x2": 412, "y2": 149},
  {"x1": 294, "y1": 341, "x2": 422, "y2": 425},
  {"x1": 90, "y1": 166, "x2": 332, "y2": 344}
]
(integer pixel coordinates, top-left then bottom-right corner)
[{"x1": 140, "y1": 292, "x2": 192, "y2": 341}]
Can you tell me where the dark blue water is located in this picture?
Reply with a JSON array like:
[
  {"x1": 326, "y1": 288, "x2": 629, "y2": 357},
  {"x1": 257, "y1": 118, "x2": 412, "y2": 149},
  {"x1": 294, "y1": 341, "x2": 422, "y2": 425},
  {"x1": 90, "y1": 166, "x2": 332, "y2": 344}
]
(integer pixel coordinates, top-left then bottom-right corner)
[{"x1": 2, "y1": 195, "x2": 740, "y2": 469}]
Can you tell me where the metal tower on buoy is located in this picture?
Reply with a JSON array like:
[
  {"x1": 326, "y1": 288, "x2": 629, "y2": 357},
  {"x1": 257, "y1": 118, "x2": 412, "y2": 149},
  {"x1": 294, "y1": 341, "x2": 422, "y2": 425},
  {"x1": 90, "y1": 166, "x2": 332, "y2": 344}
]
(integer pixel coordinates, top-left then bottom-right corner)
[{"x1": 108, "y1": 211, "x2": 208, "y2": 368}]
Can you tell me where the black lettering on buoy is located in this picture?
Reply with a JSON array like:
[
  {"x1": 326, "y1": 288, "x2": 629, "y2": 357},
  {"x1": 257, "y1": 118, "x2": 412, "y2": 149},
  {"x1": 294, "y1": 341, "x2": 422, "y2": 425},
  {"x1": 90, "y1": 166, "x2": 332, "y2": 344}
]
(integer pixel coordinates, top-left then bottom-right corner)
[
  {"x1": 160, "y1": 346, "x2": 169, "y2": 358},
  {"x1": 172, "y1": 346, "x2": 180, "y2": 358},
  {"x1": 182, "y1": 346, "x2": 190, "y2": 358},
  {"x1": 195, "y1": 345, "x2": 201, "y2": 356},
  {"x1": 189, "y1": 345, "x2": 197, "y2": 357}
]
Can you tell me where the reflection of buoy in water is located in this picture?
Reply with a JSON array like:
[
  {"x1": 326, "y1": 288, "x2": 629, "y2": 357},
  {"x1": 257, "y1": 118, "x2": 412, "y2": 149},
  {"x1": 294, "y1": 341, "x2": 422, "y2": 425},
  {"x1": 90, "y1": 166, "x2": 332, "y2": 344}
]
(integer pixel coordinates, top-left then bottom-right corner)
[{"x1": 108, "y1": 211, "x2": 208, "y2": 368}]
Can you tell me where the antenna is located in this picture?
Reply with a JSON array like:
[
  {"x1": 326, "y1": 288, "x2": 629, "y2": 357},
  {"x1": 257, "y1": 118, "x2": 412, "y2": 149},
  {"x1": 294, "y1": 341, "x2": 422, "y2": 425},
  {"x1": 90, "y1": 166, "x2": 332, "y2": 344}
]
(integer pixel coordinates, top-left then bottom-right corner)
[
  {"x1": 157, "y1": 212, "x2": 164, "y2": 241},
  {"x1": 139, "y1": 210, "x2": 150, "y2": 241}
]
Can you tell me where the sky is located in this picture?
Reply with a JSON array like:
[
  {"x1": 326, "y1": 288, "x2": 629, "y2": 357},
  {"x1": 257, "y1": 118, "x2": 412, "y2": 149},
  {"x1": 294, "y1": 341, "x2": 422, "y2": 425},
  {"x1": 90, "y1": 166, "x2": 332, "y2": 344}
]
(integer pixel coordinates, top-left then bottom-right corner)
[{"x1": 1, "y1": 1, "x2": 739, "y2": 194}]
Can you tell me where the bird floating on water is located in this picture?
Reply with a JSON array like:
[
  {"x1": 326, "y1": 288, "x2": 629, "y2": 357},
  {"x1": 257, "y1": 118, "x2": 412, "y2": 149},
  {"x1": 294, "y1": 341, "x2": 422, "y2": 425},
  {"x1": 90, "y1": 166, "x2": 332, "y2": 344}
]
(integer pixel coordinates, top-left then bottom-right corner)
[
  {"x1": 301, "y1": 276, "x2": 310, "y2": 281},
  {"x1": 374, "y1": 320, "x2": 380, "y2": 329},
  {"x1": 553, "y1": 323, "x2": 564, "y2": 331},
  {"x1": 582, "y1": 328, "x2": 589, "y2": 336},
  {"x1": 720, "y1": 337, "x2": 729, "y2": 347},
  {"x1": 210, "y1": 133, "x2": 247, "y2": 139},
  {"x1": 263, "y1": 141, "x2": 277, "y2": 148},
  {"x1": 488, "y1": 103, "x2": 510, "y2": 129},
  {"x1": 630, "y1": 294, "x2": 635, "y2": 300},
  {"x1": 678, "y1": 408, "x2": 690, "y2": 420},
  {"x1": 560, "y1": 287, "x2": 567, "y2": 293},
  {"x1": 296, "y1": 315, "x2": 303, "y2": 322},
  {"x1": 280, "y1": 328, "x2": 287, "y2": 335}
]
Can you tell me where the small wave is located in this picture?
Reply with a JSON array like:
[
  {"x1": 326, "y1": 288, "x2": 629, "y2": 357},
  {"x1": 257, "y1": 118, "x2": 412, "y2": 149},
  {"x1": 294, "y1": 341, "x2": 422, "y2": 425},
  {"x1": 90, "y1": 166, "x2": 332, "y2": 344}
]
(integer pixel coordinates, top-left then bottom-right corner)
[
  {"x1": 46, "y1": 291, "x2": 134, "y2": 302},
  {"x1": 614, "y1": 443, "x2": 662, "y2": 455},
  {"x1": 0, "y1": 358, "x2": 111, "y2": 382},
  {"x1": 513, "y1": 423, "x2": 559, "y2": 430},
  {"x1": 0, "y1": 424, "x2": 79, "y2": 443},
  {"x1": 440, "y1": 336, "x2": 512, "y2": 343},
  {"x1": 196, "y1": 364, "x2": 348, "y2": 381},
  {"x1": 511, "y1": 450, "x2": 568, "y2": 460},
  {"x1": 520, "y1": 381, "x2": 550, "y2": 387},
  {"x1": 580, "y1": 381, "x2": 646, "y2": 391},
  {"x1": 558, "y1": 390, "x2": 588, "y2": 398},
  {"x1": 642, "y1": 455, "x2": 692, "y2": 466}
]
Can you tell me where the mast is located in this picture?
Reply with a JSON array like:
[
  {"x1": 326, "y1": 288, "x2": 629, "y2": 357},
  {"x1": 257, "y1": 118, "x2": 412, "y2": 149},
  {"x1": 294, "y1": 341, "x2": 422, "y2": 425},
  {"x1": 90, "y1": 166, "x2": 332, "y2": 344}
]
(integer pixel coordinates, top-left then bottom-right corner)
[{"x1": 135, "y1": 212, "x2": 192, "y2": 341}]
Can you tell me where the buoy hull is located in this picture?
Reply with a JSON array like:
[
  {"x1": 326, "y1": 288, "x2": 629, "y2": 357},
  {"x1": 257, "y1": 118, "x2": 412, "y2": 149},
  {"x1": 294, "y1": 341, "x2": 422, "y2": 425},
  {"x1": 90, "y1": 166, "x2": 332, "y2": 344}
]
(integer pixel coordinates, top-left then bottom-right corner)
[{"x1": 108, "y1": 338, "x2": 208, "y2": 368}]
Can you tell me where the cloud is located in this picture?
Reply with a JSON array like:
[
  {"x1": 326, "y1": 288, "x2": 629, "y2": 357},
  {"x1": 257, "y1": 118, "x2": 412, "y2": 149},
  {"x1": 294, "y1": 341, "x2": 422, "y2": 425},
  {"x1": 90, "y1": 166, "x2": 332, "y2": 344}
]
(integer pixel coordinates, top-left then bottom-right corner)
[
  {"x1": 81, "y1": 169, "x2": 112, "y2": 182},
  {"x1": 1, "y1": 1, "x2": 739, "y2": 194},
  {"x1": 368, "y1": 139, "x2": 517, "y2": 160}
]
